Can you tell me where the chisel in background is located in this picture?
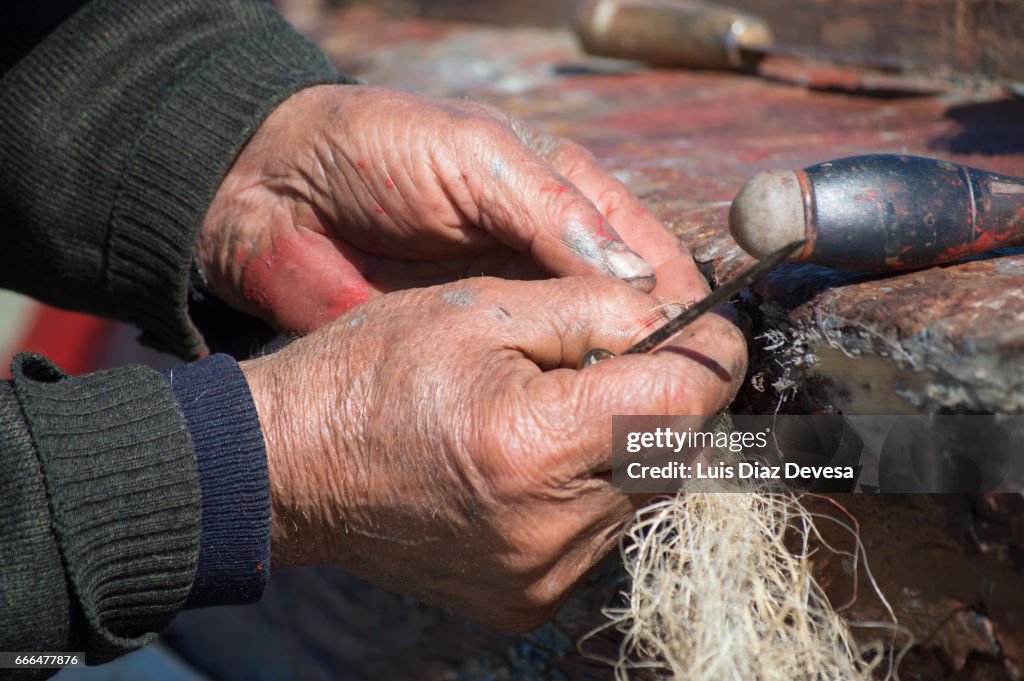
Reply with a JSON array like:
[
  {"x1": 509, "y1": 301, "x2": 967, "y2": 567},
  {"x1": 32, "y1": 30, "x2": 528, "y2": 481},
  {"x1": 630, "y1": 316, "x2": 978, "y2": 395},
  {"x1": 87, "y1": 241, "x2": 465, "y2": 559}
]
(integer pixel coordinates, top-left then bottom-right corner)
[
  {"x1": 573, "y1": 0, "x2": 951, "y2": 94},
  {"x1": 575, "y1": 0, "x2": 772, "y2": 71}
]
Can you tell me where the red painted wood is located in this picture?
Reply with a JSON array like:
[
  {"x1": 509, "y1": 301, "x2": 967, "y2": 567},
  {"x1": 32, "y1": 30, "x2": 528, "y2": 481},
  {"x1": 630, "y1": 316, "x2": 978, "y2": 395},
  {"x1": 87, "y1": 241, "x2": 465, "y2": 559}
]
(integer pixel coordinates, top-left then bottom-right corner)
[{"x1": 1, "y1": 304, "x2": 114, "y2": 378}]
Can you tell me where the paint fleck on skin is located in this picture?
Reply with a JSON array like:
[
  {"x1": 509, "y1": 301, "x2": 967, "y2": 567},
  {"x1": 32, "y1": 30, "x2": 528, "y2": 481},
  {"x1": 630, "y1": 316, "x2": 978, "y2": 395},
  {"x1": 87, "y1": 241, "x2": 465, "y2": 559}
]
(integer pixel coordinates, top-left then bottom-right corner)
[
  {"x1": 385, "y1": 178, "x2": 395, "y2": 189},
  {"x1": 540, "y1": 182, "x2": 569, "y2": 194},
  {"x1": 375, "y1": 205, "x2": 386, "y2": 214},
  {"x1": 347, "y1": 313, "x2": 368, "y2": 328},
  {"x1": 562, "y1": 220, "x2": 607, "y2": 270},
  {"x1": 356, "y1": 160, "x2": 367, "y2": 170},
  {"x1": 561, "y1": 220, "x2": 656, "y2": 283},
  {"x1": 592, "y1": 216, "x2": 624, "y2": 242},
  {"x1": 441, "y1": 288, "x2": 477, "y2": 308},
  {"x1": 490, "y1": 156, "x2": 509, "y2": 180}
]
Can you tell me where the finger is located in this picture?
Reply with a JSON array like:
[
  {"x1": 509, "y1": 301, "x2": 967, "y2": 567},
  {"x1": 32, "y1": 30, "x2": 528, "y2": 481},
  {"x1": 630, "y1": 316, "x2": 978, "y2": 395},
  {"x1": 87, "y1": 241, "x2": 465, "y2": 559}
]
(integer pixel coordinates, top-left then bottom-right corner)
[
  {"x1": 537, "y1": 137, "x2": 712, "y2": 300},
  {"x1": 563, "y1": 313, "x2": 746, "y2": 475},
  {"x1": 448, "y1": 114, "x2": 657, "y2": 289},
  {"x1": 491, "y1": 277, "x2": 746, "y2": 474},
  {"x1": 474, "y1": 276, "x2": 668, "y2": 371},
  {"x1": 646, "y1": 241, "x2": 711, "y2": 315}
]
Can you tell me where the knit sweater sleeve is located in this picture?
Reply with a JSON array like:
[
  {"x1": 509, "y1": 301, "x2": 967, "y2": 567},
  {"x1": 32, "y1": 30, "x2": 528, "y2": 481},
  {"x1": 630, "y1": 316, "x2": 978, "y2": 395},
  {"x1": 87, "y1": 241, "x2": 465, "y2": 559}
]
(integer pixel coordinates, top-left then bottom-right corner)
[
  {"x1": 0, "y1": 355, "x2": 200, "y2": 677},
  {"x1": 0, "y1": 2, "x2": 348, "y2": 676},
  {"x1": 0, "y1": 0, "x2": 345, "y2": 359}
]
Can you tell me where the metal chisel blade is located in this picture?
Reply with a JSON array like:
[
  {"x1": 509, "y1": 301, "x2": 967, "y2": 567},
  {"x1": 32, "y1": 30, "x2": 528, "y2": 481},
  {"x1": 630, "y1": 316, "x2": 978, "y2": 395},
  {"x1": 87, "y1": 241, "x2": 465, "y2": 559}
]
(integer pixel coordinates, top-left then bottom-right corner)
[{"x1": 621, "y1": 238, "x2": 805, "y2": 356}]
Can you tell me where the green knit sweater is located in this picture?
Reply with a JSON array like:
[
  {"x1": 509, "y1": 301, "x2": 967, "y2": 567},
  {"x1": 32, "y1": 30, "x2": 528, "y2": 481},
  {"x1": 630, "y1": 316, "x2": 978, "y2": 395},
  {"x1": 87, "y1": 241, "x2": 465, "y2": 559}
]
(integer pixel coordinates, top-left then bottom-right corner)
[{"x1": 0, "y1": 1, "x2": 339, "y2": 676}]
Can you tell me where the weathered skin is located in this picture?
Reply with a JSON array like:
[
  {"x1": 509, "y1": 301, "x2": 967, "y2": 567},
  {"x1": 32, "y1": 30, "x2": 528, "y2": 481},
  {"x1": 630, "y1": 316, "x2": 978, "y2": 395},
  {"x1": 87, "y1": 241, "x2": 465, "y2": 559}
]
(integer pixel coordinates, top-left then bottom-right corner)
[
  {"x1": 240, "y1": 274, "x2": 745, "y2": 630},
  {"x1": 199, "y1": 85, "x2": 711, "y2": 333},
  {"x1": 195, "y1": 82, "x2": 746, "y2": 630}
]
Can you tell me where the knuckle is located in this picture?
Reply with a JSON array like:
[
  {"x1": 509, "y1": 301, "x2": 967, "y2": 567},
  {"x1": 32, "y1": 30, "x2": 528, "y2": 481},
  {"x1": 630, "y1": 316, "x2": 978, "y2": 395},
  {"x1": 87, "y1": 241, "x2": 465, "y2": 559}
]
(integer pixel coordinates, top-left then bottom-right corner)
[
  {"x1": 539, "y1": 276, "x2": 648, "y2": 343},
  {"x1": 503, "y1": 116, "x2": 559, "y2": 157},
  {"x1": 559, "y1": 275, "x2": 611, "y2": 304},
  {"x1": 454, "y1": 107, "x2": 513, "y2": 141},
  {"x1": 593, "y1": 182, "x2": 629, "y2": 211},
  {"x1": 566, "y1": 275, "x2": 646, "y2": 313},
  {"x1": 455, "y1": 100, "x2": 507, "y2": 120},
  {"x1": 549, "y1": 137, "x2": 597, "y2": 168}
]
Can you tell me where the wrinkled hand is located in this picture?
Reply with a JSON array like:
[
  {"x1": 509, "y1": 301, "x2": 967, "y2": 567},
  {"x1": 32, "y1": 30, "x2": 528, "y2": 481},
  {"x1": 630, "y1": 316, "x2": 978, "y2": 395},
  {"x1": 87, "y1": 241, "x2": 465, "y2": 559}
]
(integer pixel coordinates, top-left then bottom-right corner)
[
  {"x1": 240, "y1": 272, "x2": 746, "y2": 631},
  {"x1": 217, "y1": 83, "x2": 748, "y2": 630},
  {"x1": 199, "y1": 84, "x2": 709, "y2": 333}
]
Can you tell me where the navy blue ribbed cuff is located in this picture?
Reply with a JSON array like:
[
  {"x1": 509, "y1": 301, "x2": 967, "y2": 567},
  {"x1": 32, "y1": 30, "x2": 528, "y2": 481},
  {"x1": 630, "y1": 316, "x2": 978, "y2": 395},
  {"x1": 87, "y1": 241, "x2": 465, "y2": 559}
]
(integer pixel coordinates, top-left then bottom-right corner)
[{"x1": 161, "y1": 354, "x2": 270, "y2": 608}]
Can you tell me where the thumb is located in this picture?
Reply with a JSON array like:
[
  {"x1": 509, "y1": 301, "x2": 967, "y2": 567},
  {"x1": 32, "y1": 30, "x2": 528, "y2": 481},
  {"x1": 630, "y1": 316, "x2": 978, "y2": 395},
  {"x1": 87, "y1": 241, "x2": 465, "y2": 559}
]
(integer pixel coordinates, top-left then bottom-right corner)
[{"x1": 504, "y1": 280, "x2": 746, "y2": 475}]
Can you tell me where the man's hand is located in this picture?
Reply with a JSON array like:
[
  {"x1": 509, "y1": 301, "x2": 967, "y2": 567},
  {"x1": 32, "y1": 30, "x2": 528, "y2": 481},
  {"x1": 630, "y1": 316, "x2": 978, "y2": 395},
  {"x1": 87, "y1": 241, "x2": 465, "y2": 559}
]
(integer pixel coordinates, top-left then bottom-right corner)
[
  {"x1": 240, "y1": 272, "x2": 745, "y2": 631},
  {"x1": 198, "y1": 85, "x2": 709, "y2": 333},
  {"x1": 216, "y1": 83, "x2": 747, "y2": 630}
]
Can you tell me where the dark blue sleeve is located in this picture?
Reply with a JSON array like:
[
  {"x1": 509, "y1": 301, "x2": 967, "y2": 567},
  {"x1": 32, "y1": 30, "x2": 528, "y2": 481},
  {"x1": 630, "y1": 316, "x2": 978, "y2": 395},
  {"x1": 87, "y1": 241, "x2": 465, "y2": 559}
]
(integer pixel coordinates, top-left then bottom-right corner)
[{"x1": 161, "y1": 354, "x2": 271, "y2": 608}]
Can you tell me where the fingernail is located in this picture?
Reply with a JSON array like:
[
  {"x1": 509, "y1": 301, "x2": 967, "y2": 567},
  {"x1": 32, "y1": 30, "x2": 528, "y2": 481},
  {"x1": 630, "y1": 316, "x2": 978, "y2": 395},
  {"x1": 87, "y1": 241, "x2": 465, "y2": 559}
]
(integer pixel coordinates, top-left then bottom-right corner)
[{"x1": 604, "y1": 242, "x2": 656, "y2": 288}]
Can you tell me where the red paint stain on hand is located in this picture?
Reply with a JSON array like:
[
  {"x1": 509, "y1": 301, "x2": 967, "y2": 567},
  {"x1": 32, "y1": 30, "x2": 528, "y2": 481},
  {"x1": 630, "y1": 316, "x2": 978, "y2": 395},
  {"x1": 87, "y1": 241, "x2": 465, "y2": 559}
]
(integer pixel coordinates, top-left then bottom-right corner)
[
  {"x1": 539, "y1": 182, "x2": 568, "y2": 194},
  {"x1": 240, "y1": 230, "x2": 374, "y2": 333},
  {"x1": 592, "y1": 216, "x2": 623, "y2": 243}
]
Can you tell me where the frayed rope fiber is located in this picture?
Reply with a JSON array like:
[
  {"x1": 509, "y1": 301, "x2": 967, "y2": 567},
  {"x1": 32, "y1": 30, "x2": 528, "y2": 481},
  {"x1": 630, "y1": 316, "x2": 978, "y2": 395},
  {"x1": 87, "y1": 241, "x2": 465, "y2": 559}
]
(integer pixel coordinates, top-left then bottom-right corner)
[{"x1": 600, "y1": 493, "x2": 890, "y2": 681}]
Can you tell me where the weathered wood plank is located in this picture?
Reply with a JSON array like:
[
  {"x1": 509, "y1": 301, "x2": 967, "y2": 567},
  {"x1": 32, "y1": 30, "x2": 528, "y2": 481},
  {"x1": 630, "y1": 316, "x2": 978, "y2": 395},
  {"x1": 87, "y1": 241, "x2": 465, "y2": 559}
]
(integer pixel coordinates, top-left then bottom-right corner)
[
  {"x1": 727, "y1": 0, "x2": 1024, "y2": 86},
  {"x1": 283, "y1": 0, "x2": 1024, "y2": 85}
]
